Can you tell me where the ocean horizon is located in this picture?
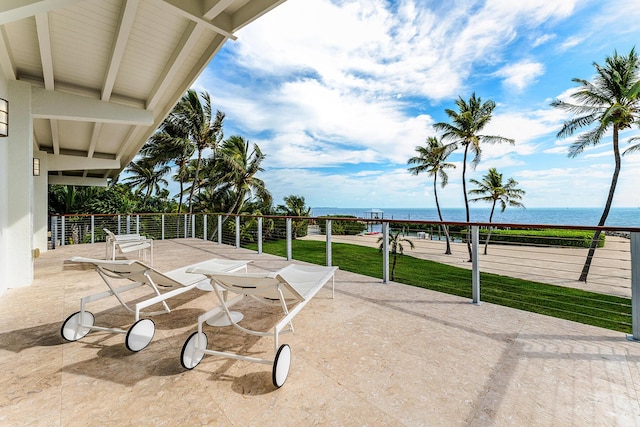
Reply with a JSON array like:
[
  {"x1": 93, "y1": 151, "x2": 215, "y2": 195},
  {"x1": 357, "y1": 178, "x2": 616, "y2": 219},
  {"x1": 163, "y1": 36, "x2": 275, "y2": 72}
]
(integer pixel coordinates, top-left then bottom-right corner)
[{"x1": 309, "y1": 207, "x2": 640, "y2": 227}]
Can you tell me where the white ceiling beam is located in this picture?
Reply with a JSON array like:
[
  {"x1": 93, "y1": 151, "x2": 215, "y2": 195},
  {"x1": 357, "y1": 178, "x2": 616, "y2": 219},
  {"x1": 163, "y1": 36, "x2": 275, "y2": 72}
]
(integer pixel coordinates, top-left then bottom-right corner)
[
  {"x1": 0, "y1": 0, "x2": 82, "y2": 26},
  {"x1": 146, "y1": 21, "x2": 204, "y2": 110},
  {"x1": 50, "y1": 118, "x2": 59, "y2": 154},
  {"x1": 48, "y1": 175, "x2": 108, "y2": 187},
  {"x1": 102, "y1": 0, "x2": 139, "y2": 101},
  {"x1": 87, "y1": 122, "x2": 102, "y2": 158},
  {"x1": 203, "y1": 0, "x2": 234, "y2": 20},
  {"x1": 47, "y1": 153, "x2": 120, "y2": 171},
  {"x1": 156, "y1": 0, "x2": 236, "y2": 40},
  {"x1": 31, "y1": 87, "x2": 154, "y2": 125},
  {"x1": 35, "y1": 12, "x2": 54, "y2": 90},
  {"x1": 0, "y1": 27, "x2": 17, "y2": 80}
]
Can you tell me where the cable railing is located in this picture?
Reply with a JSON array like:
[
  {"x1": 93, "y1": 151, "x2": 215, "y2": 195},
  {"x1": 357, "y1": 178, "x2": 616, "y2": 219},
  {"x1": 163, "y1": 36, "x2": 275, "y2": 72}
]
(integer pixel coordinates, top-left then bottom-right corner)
[{"x1": 49, "y1": 213, "x2": 640, "y2": 338}]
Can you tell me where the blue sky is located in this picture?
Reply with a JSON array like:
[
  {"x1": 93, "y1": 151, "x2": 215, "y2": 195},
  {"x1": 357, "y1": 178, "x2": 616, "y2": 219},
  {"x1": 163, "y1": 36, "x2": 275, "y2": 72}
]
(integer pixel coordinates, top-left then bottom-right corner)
[{"x1": 193, "y1": 0, "x2": 640, "y2": 209}]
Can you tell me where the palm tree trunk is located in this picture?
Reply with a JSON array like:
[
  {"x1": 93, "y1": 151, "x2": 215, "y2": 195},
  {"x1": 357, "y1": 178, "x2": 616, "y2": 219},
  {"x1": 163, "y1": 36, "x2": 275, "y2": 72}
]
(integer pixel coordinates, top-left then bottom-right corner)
[
  {"x1": 462, "y1": 145, "x2": 472, "y2": 261},
  {"x1": 187, "y1": 153, "x2": 202, "y2": 215},
  {"x1": 433, "y1": 175, "x2": 452, "y2": 254},
  {"x1": 579, "y1": 126, "x2": 620, "y2": 282},
  {"x1": 391, "y1": 253, "x2": 397, "y2": 281},
  {"x1": 484, "y1": 202, "x2": 496, "y2": 255}
]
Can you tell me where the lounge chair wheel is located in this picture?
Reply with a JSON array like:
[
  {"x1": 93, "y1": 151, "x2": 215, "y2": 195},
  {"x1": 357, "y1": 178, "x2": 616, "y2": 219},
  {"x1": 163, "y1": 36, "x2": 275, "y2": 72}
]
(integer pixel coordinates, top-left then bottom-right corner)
[
  {"x1": 125, "y1": 318, "x2": 155, "y2": 352},
  {"x1": 272, "y1": 344, "x2": 291, "y2": 388},
  {"x1": 61, "y1": 311, "x2": 95, "y2": 341},
  {"x1": 181, "y1": 332, "x2": 207, "y2": 370}
]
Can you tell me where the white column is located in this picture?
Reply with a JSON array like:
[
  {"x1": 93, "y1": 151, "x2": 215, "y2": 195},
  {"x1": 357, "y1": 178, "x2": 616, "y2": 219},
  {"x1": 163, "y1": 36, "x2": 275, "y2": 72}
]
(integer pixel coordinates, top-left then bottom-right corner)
[
  {"x1": 33, "y1": 150, "x2": 48, "y2": 254},
  {"x1": 3, "y1": 80, "x2": 34, "y2": 289}
]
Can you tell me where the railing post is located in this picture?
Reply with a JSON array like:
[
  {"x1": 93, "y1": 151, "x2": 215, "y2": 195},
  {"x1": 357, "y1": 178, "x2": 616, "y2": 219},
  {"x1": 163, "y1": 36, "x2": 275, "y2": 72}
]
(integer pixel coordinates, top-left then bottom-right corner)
[
  {"x1": 161, "y1": 214, "x2": 165, "y2": 240},
  {"x1": 61, "y1": 216, "x2": 66, "y2": 246},
  {"x1": 471, "y1": 225, "x2": 481, "y2": 304},
  {"x1": 203, "y1": 215, "x2": 207, "y2": 241},
  {"x1": 117, "y1": 215, "x2": 121, "y2": 234},
  {"x1": 235, "y1": 216, "x2": 241, "y2": 249},
  {"x1": 257, "y1": 217, "x2": 263, "y2": 254},
  {"x1": 217, "y1": 215, "x2": 222, "y2": 245},
  {"x1": 183, "y1": 214, "x2": 187, "y2": 238},
  {"x1": 192, "y1": 214, "x2": 196, "y2": 238},
  {"x1": 629, "y1": 232, "x2": 640, "y2": 341},
  {"x1": 126, "y1": 215, "x2": 131, "y2": 235},
  {"x1": 382, "y1": 221, "x2": 389, "y2": 283},
  {"x1": 52, "y1": 216, "x2": 58, "y2": 248},
  {"x1": 326, "y1": 219, "x2": 332, "y2": 266},
  {"x1": 286, "y1": 217, "x2": 292, "y2": 261},
  {"x1": 136, "y1": 215, "x2": 140, "y2": 235},
  {"x1": 90, "y1": 215, "x2": 95, "y2": 244}
]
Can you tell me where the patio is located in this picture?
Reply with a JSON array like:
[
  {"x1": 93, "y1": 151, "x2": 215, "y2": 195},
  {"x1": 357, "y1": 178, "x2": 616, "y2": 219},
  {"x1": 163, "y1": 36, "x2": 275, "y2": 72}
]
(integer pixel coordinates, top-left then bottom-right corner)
[{"x1": 1, "y1": 238, "x2": 639, "y2": 425}]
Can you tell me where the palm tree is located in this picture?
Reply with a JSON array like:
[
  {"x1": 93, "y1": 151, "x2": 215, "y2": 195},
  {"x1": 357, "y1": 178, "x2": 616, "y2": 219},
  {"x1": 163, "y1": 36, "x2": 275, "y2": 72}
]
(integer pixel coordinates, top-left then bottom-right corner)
[
  {"x1": 377, "y1": 231, "x2": 415, "y2": 281},
  {"x1": 408, "y1": 136, "x2": 456, "y2": 254},
  {"x1": 434, "y1": 93, "x2": 514, "y2": 261},
  {"x1": 277, "y1": 195, "x2": 311, "y2": 238},
  {"x1": 551, "y1": 48, "x2": 640, "y2": 282},
  {"x1": 216, "y1": 135, "x2": 271, "y2": 215},
  {"x1": 141, "y1": 119, "x2": 194, "y2": 214},
  {"x1": 469, "y1": 168, "x2": 525, "y2": 254},
  {"x1": 123, "y1": 158, "x2": 170, "y2": 199},
  {"x1": 173, "y1": 89, "x2": 225, "y2": 214}
]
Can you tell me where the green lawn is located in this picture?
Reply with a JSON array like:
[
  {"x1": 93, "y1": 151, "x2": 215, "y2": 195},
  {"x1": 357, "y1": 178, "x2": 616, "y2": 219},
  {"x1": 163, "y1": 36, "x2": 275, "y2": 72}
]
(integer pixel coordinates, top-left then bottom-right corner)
[{"x1": 248, "y1": 239, "x2": 632, "y2": 333}]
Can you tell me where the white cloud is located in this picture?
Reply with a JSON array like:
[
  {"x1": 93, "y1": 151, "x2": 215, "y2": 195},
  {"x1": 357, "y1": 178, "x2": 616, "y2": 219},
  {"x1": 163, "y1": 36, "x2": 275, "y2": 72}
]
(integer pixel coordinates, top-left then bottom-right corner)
[{"x1": 494, "y1": 61, "x2": 544, "y2": 91}]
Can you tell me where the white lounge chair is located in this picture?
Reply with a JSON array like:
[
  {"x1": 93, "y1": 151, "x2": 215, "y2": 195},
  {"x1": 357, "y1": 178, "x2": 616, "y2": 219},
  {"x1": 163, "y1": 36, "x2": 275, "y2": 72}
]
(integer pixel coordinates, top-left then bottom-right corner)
[
  {"x1": 180, "y1": 263, "x2": 338, "y2": 388},
  {"x1": 62, "y1": 257, "x2": 251, "y2": 352},
  {"x1": 104, "y1": 228, "x2": 154, "y2": 264}
]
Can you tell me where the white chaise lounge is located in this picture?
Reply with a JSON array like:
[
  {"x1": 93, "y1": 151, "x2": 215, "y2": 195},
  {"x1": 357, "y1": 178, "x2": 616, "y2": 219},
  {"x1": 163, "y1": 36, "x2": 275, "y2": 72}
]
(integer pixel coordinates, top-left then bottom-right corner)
[
  {"x1": 180, "y1": 263, "x2": 338, "y2": 388},
  {"x1": 104, "y1": 228, "x2": 154, "y2": 264},
  {"x1": 62, "y1": 257, "x2": 251, "y2": 352}
]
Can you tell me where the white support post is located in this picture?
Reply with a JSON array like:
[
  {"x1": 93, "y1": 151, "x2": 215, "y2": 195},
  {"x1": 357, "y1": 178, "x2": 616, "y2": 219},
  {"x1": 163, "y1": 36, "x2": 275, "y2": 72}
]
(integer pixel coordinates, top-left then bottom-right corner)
[
  {"x1": 471, "y1": 226, "x2": 481, "y2": 305},
  {"x1": 286, "y1": 218, "x2": 292, "y2": 261},
  {"x1": 191, "y1": 214, "x2": 195, "y2": 238},
  {"x1": 217, "y1": 215, "x2": 222, "y2": 245},
  {"x1": 136, "y1": 215, "x2": 140, "y2": 235},
  {"x1": 117, "y1": 215, "x2": 121, "y2": 234},
  {"x1": 257, "y1": 217, "x2": 263, "y2": 254},
  {"x1": 203, "y1": 215, "x2": 207, "y2": 241},
  {"x1": 235, "y1": 216, "x2": 240, "y2": 249},
  {"x1": 126, "y1": 215, "x2": 131, "y2": 234},
  {"x1": 628, "y1": 232, "x2": 640, "y2": 341},
  {"x1": 90, "y1": 215, "x2": 95, "y2": 244},
  {"x1": 326, "y1": 219, "x2": 332, "y2": 267},
  {"x1": 61, "y1": 216, "x2": 66, "y2": 246},
  {"x1": 161, "y1": 214, "x2": 165, "y2": 240},
  {"x1": 382, "y1": 221, "x2": 389, "y2": 284},
  {"x1": 183, "y1": 214, "x2": 187, "y2": 238}
]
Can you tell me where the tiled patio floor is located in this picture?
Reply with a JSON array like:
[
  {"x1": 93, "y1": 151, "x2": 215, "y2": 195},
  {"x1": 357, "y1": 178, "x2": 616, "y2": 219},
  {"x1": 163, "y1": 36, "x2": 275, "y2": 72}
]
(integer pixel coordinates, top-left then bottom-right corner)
[{"x1": 1, "y1": 239, "x2": 639, "y2": 426}]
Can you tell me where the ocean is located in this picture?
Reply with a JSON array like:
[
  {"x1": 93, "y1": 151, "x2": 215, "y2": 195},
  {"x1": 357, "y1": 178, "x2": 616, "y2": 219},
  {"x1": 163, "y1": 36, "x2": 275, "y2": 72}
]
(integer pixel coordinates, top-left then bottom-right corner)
[{"x1": 309, "y1": 207, "x2": 640, "y2": 227}]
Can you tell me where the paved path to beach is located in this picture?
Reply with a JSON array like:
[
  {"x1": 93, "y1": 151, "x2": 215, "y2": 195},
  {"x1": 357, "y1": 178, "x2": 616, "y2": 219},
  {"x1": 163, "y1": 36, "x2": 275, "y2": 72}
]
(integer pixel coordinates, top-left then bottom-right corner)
[{"x1": 302, "y1": 231, "x2": 632, "y2": 298}]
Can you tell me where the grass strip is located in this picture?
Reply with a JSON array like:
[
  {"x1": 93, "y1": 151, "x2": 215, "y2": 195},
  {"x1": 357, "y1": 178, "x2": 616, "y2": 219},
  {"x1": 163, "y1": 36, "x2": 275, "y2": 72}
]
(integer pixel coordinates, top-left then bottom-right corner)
[{"x1": 246, "y1": 239, "x2": 631, "y2": 333}]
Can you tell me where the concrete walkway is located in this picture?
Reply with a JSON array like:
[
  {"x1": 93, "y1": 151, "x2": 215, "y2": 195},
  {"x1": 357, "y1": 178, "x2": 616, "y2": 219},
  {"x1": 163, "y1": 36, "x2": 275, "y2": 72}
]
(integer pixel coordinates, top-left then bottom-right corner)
[{"x1": 1, "y1": 239, "x2": 639, "y2": 425}]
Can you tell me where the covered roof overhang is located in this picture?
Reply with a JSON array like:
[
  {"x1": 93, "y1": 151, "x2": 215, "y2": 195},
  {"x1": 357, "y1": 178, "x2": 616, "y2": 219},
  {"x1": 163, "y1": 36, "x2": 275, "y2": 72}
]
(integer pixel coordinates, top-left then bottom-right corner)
[{"x1": 0, "y1": 0, "x2": 285, "y2": 186}]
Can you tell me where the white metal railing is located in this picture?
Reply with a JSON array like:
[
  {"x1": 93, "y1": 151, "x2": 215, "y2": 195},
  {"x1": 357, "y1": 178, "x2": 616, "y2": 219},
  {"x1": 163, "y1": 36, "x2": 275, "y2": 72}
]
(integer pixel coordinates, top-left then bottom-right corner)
[{"x1": 49, "y1": 213, "x2": 640, "y2": 338}]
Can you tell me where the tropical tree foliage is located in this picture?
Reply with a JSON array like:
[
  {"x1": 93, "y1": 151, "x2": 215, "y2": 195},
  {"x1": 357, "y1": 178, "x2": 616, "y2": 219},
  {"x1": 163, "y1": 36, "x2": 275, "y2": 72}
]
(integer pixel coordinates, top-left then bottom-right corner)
[
  {"x1": 277, "y1": 195, "x2": 311, "y2": 238},
  {"x1": 469, "y1": 168, "x2": 525, "y2": 254},
  {"x1": 377, "y1": 231, "x2": 415, "y2": 281},
  {"x1": 408, "y1": 136, "x2": 456, "y2": 254},
  {"x1": 434, "y1": 93, "x2": 514, "y2": 261},
  {"x1": 551, "y1": 48, "x2": 640, "y2": 282}
]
